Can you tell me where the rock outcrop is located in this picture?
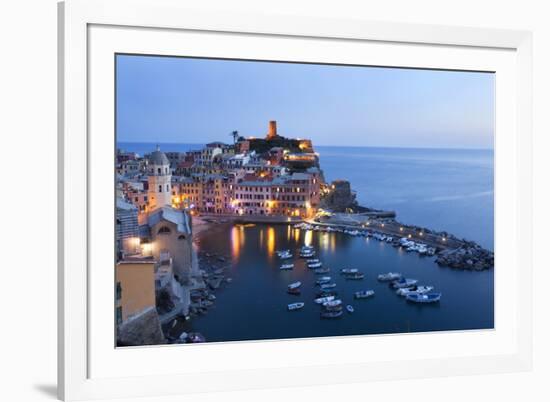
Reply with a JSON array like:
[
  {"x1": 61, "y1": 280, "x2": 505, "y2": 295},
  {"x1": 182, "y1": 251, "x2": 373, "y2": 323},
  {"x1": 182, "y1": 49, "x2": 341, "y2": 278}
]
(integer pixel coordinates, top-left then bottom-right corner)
[
  {"x1": 117, "y1": 307, "x2": 166, "y2": 346},
  {"x1": 321, "y1": 180, "x2": 358, "y2": 212}
]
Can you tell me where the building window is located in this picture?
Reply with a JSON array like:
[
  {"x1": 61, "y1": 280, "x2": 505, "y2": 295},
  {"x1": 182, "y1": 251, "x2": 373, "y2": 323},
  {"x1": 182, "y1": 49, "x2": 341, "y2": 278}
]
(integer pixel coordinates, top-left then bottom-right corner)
[
  {"x1": 158, "y1": 185, "x2": 162, "y2": 192},
  {"x1": 157, "y1": 226, "x2": 171, "y2": 235},
  {"x1": 157, "y1": 168, "x2": 161, "y2": 174},
  {"x1": 166, "y1": 184, "x2": 170, "y2": 192},
  {"x1": 178, "y1": 234, "x2": 186, "y2": 240},
  {"x1": 116, "y1": 282, "x2": 122, "y2": 300}
]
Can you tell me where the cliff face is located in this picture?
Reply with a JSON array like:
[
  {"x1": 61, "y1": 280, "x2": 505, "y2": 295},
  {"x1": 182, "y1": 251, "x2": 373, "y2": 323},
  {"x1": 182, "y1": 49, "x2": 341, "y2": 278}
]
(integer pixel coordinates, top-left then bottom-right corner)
[
  {"x1": 320, "y1": 180, "x2": 358, "y2": 212},
  {"x1": 117, "y1": 307, "x2": 166, "y2": 346}
]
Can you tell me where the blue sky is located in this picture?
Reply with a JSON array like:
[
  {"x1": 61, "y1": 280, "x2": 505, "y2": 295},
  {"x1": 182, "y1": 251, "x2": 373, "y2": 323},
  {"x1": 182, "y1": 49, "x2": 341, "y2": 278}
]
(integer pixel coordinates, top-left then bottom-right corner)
[{"x1": 116, "y1": 55, "x2": 494, "y2": 149}]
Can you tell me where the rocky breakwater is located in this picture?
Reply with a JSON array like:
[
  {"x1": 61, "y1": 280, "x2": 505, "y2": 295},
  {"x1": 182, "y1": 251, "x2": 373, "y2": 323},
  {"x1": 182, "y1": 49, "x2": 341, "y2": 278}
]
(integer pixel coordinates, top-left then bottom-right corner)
[
  {"x1": 435, "y1": 242, "x2": 494, "y2": 270},
  {"x1": 188, "y1": 251, "x2": 233, "y2": 316}
]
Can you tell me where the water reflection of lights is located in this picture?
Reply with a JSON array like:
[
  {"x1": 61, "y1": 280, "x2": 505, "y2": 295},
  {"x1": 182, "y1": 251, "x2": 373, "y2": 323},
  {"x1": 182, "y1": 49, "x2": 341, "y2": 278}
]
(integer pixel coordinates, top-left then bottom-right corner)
[
  {"x1": 304, "y1": 230, "x2": 313, "y2": 247},
  {"x1": 259, "y1": 229, "x2": 264, "y2": 249},
  {"x1": 231, "y1": 226, "x2": 241, "y2": 260},
  {"x1": 293, "y1": 228, "x2": 301, "y2": 242},
  {"x1": 287, "y1": 225, "x2": 291, "y2": 241},
  {"x1": 267, "y1": 227, "x2": 275, "y2": 256},
  {"x1": 320, "y1": 232, "x2": 329, "y2": 250}
]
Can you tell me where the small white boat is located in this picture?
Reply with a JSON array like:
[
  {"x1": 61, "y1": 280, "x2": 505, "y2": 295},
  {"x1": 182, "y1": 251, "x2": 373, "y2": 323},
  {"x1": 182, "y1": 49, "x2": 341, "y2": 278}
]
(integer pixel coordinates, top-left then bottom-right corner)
[
  {"x1": 314, "y1": 267, "x2": 330, "y2": 274},
  {"x1": 354, "y1": 290, "x2": 375, "y2": 299},
  {"x1": 316, "y1": 276, "x2": 331, "y2": 285},
  {"x1": 308, "y1": 262, "x2": 323, "y2": 268},
  {"x1": 323, "y1": 299, "x2": 342, "y2": 308},
  {"x1": 280, "y1": 263, "x2": 294, "y2": 270},
  {"x1": 346, "y1": 305, "x2": 354, "y2": 313},
  {"x1": 314, "y1": 295, "x2": 335, "y2": 304},
  {"x1": 392, "y1": 278, "x2": 418, "y2": 288},
  {"x1": 288, "y1": 281, "x2": 302, "y2": 290},
  {"x1": 406, "y1": 292, "x2": 441, "y2": 303},
  {"x1": 306, "y1": 258, "x2": 320, "y2": 263},
  {"x1": 320, "y1": 283, "x2": 336, "y2": 290},
  {"x1": 276, "y1": 249, "x2": 290, "y2": 255},
  {"x1": 377, "y1": 272, "x2": 402, "y2": 281},
  {"x1": 396, "y1": 285, "x2": 434, "y2": 296},
  {"x1": 340, "y1": 268, "x2": 358, "y2": 274},
  {"x1": 287, "y1": 302, "x2": 305, "y2": 311},
  {"x1": 279, "y1": 252, "x2": 293, "y2": 260},
  {"x1": 345, "y1": 272, "x2": 364, "y2": 280}
]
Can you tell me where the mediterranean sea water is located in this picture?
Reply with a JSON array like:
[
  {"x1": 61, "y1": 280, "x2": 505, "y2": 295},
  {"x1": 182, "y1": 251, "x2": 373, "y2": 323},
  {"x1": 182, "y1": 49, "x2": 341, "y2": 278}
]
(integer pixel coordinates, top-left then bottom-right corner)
[{"x1": 118, "y1": 142, "x2": 494, "y2": 341}]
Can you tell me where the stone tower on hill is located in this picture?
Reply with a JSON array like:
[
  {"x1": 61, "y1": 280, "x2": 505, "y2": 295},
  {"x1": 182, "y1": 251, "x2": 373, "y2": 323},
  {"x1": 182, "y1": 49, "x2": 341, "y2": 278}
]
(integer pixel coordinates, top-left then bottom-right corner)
[{"x1": 266, "y1": 120, "x2": 279, "y2": 140}]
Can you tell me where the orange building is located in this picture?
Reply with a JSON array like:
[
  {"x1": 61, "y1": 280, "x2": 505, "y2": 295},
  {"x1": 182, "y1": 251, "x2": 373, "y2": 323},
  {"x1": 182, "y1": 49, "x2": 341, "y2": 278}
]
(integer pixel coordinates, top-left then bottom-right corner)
[{"x1": 115, "y1": 259, "x2": 156, "y2": 324}]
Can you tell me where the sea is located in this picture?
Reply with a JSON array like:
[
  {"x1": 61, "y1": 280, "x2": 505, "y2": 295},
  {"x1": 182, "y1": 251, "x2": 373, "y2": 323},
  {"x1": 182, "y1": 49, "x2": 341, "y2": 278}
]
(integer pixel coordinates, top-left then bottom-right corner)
[{"x1": 118, "y1": 142, "x2": 494, "y2": 342}]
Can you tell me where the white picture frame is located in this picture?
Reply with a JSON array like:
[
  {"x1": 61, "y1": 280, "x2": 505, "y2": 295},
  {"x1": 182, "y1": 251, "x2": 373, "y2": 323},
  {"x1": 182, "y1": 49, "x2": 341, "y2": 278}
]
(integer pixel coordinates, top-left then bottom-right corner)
[{"x1": 58, "y1": 0, "x2": 533, "y2": 400}]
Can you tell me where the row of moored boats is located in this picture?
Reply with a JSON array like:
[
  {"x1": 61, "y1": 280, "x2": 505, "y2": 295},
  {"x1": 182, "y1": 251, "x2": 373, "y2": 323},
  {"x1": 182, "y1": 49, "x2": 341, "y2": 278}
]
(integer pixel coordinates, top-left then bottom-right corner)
[
  {"x1": 281, "y1": 245, "x2": 375, "y2": 317},
  {"x1": 293, "y1": 223, "x2": 437, "y2": 256}
]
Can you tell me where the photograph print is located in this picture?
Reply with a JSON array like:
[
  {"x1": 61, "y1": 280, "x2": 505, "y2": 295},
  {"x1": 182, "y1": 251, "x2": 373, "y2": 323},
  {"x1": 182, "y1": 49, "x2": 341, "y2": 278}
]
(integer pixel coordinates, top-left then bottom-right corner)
[{"x1": 114, "y1": 55, "x2": 494, "y2": 346}]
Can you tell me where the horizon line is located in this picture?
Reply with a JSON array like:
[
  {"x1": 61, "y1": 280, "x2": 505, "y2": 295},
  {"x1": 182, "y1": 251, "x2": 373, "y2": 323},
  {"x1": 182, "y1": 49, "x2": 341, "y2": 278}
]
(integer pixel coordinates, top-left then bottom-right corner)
[{"x1": 116, "y1": 140, "x2": 494, "y2": 152}]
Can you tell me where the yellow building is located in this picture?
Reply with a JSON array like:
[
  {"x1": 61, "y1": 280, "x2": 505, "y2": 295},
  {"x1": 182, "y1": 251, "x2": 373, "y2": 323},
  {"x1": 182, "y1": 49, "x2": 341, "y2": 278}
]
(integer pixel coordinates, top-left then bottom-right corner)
[{"x1": 115, "y1": 260, "x2": 156, "y2": 324}]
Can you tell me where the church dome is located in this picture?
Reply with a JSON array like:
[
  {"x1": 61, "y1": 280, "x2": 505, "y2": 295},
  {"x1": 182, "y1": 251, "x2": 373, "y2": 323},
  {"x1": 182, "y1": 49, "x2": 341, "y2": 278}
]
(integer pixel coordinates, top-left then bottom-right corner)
[{"x1": 149, "y1": 147, "x2": 169, "y2": 165}]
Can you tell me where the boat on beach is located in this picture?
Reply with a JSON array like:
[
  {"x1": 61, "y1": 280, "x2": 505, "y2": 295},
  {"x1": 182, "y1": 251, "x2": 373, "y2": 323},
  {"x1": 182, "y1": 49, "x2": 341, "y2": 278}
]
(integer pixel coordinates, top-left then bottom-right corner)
[
  {"x1": 288, "y1": 302, "x2": 305, "y2": 311},
  {"x1": 377, "y1": 272, "x2": 402, "y2": 281},
  {"x1": 354, "y1": 290, "x2": 375, "y2": 299},
  {"x1": 280, "y1": 263, "x2": 294, "y2": 270},
  {"x1": 406, "y1": 292, "x2": 441, "y2": 303}
]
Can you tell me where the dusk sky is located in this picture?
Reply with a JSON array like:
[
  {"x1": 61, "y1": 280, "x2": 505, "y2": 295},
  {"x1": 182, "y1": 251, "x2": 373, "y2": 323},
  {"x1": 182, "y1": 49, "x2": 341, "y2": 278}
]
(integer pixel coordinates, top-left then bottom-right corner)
[{"x1": 116, "y1": 55, "x2": 494, "y2": 149}]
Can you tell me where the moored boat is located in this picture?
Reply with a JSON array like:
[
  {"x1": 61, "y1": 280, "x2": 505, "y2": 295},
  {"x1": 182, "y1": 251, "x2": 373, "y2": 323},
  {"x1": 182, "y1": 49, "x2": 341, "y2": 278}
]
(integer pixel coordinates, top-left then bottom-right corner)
[
  {"x1": 280, "y1": 263, "x2": 294, "y2": 270},
  {"x1": 315, "y1": 276, "x2": 331, "y2": 285},
  {"x1": 406, "y1": 292, "x2": 441, "y2": 303},
  {"x1": 354, "y1": 290, "x2": 375, "y2": 299},
  {"x1": 377, "y1": 272, "x2": 402, "y2": 281},
  {"x1": 320, "y1": 283, "x2": 336, "y2": 290},
  {"x1": 288, "y1": 281, "x2": 302, "y2": 290},
  {"x1": 320, "y1": 310, "x2": 343, "y2": 319},
  {"x1": 346, "y1": 305, "x2": 354, "y2": 313},
  {"x1": 308, "y1": 262, "x2": 323, "y2": 268},
  {"x1": 391, "y1": 278, "x2": 418, "y2": 288},
  {"x1": 306, "y1": 258, "x2": 320, "y2": 264},
  {"x1": 279, "y1": 252, "x2": 293, "y2": 260},
  {"x1": 322, "y1": 299, "x2": 342, "y2": 308},
  {"x1": 340, "y1": 268, "x2": 359, "y2": 274},
  {"x1": 396, "y1": 285, "x2": 434, "y2": 296},
  {"x1": 314, "y1": 267, "x2": 330, "y2": 274},
  {"x1": 345, "y1": 272, "x2": 365, "y2": 280},
  {"x1": 314, "y1": 295, "x2": 335, "y2": 304},
  {"x1": 288, "y1": 302, "x2": 305, "y2": 311}
]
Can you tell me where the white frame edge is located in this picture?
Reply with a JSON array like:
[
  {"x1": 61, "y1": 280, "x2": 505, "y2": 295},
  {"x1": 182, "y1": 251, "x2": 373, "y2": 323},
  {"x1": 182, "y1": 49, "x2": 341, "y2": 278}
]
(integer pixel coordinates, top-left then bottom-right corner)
[{"x1": 58, "y1": 0, "x2": 533, "y2": 400}]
